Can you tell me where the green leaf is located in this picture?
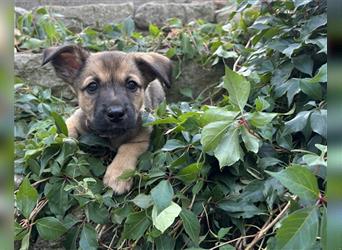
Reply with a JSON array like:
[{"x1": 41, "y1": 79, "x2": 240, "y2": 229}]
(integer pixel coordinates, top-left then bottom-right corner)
[
  {"x1": 166, "y1": 47, "x2": 176, "y2": 58},
  {"x1": 162, "y1": 139, "x2": 187, "y2": 151},
  {"x1": 283, "y1": 43, "x2": 302, "y2": 57},
  {"x1": 19, "y1": 231, "x2": 30, "y2": 250},
  {"x1": 310, "y1": 110, "x2": 327, "y2": 138},
  {"x1": 217, "y1": 227, "x2": 231, "y2": 240},
  {"x1": 16, "y1": 176, "x2": 39, "y2": 218},
  {"x1": 240, "y1": 126, "x2": 260, "y2": 153},
  {"x1": 201, "y1": 121, "x2": 231, "y2": 152},
  {"x1": 275, "y1": 207, "x2": 319, "y2": 250},
  {"x1": 177, "y1": 162, "x2": 202, "y2": 183},
  {"x1": 55, "y1": 138, "x2": 78, "y2": 167},
  {"x1": 293, "y1": 0, "x2": 313, "y2": 8},
  {"x1": 223, "y1": 67, "x2": 251, "y2": 111},
  {"x1": 201, "y1": 107, "x2": 238, "y2": 125},
  {"x1": 304, "y1": 63, "x2": 327, "y2": 84},
  {"x1": 131, "y1": 194, "x2": 153, "y2": 209},
  {"x1": 149, "y1": 23, "x2": 160, "y2": 37},
  {"x1": 20, "y1": 38, "x2": 44, "y2": 50},
  {"x1": 292, "y1": 55, "x2": 313, "y2": 76},
  {"x1": 79, "y1": 224, "x2": 98, "y2": 250},
  {"x1": 64, "y1": 225, "x2": 81, "y2": 250},
  {"x1": 214, "y1": 126, "x2": 243, "y2": 168},
  {"x1": 255, "y1": 97, "x2": 270, "y2": 112},
  {"x1": 248, "y1": 112, "x2": 277, "y2": 128},
  {"x1": 122, "y1": 211, "x2": 151, "y2": 240},
  {"x1": 300, "y1": 80, "x2": 322, "y2": 100},
  {"x1": 122, "y1": 17, "x2": 135, "y2": 36},
  {"x1": 218, "y1": 200, "x2": 263, "y2": 218},
  {"x1": 320, "y1": 207, "x2": 327, "y2": 250},
  {"x1": 51, "y1": 111, "x2": 68, "y2": 136},
  {"x1": 214, "y1": 46, "x2": 238, "y2": 59},
  {"x1": 152, "y1": 202, "x2": 181, "y2": 233},
  {"x1": 36, "y1": 217, "x2": 67, "y2": 240},
  {"x1": 87, "y1": 203, "x2": 109, "y2": 224},
  {"x1": 180, "y1": 209, "x2": 200, "y2": 244},
  {"x1": 266, "y1": 165, "x2": 319, "y2": 202},
  {"x1": 151, "y1": 180, "x2": 174, "y2": 212},
  {"x1": 301, "y1": 14, "x2": 327, "y2": 38},
  {"x1": 155, "y1": 234, "x2": 176, "y2": 250},
  {"x1": 284, "y1": 111, "x2": 311, "y2": 134}
]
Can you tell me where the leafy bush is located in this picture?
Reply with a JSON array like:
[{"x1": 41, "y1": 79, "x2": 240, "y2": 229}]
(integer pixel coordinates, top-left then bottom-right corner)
[{"x1": 15, "y1": 0, "x2": 327, "y2": 249}]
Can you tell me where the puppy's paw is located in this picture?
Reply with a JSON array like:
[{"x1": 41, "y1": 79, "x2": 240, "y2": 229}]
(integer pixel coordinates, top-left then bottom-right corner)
[{"x1": 103, "y1": 168, "x2": 133, "y2": 195}]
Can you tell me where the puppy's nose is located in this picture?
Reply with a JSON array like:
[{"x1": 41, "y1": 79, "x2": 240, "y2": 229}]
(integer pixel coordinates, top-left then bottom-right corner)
[{"x1": 106, "y1": 105, "x2": 125, "y2": 122}]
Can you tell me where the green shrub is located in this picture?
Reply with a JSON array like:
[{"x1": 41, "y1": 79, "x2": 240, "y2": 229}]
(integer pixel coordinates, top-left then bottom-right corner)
[{"x1": 15, "y1": 0, "x2": 326, "y2": 249}]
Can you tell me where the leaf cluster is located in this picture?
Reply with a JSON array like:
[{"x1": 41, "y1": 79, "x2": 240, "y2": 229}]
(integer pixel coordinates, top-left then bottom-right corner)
[{"x1": 15, "y1": 0, "x2": 327, "y2": 249}]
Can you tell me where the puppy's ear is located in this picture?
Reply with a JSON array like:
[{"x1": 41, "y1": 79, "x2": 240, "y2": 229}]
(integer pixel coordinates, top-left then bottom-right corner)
[
  {"x1": 42, "y1": 45, "x2": 89, "y2": 84},
  {"x1": 134, "y1": 52, "x2": 172, "y2": 88}
]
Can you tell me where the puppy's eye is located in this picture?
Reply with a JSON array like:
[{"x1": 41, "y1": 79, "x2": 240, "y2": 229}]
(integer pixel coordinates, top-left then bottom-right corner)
[
  {"x1": 126, "y1": 80, "x2": 138, "y2": 92},
  {"x1": 86, "y1": 81, "x2": 98, "y2": 94}
]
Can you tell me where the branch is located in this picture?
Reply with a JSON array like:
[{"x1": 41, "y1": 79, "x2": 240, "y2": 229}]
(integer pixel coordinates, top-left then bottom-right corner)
[{"x1": 245, "y1": 199, "x2": 292, "y2": 250}]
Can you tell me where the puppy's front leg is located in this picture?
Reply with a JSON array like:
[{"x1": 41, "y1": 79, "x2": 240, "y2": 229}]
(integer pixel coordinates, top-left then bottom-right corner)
[
  {"x1": 103, "y1": 129, "x2": 150, "y2": 194},
  {"x1": 65, "y1": 109, "x2": 84, "y2": 138}
]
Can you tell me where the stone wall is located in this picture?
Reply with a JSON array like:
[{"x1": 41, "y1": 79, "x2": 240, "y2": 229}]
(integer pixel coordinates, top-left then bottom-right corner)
[
  {"x1": 14, "y1": 0, "x2": 231, "y2": 102},
  {"x1": 15, "y1": 0, "x2": 224, "y2": 10}
]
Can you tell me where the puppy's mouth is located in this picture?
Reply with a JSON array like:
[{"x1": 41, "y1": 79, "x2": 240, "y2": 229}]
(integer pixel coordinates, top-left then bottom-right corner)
[{"x1": 85, "y1": 120, "x2": 135, "y2": 138}]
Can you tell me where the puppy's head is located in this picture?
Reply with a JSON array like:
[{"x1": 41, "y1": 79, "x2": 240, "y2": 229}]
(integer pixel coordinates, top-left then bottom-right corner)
[{"x1": 42, "y1": 45, "x2": 172, "y2": 136}]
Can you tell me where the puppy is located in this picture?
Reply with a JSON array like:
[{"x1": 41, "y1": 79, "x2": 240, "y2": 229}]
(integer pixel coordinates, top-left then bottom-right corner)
[{"x1": 42, "y1": 45, "x2": 172, "y2": 194}]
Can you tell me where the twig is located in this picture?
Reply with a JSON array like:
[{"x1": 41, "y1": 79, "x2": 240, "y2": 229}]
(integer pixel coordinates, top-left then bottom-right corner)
[
  {"x1": 233, "y1": 38, "x2": 252, "y2": 71},
  {"x1": 202, "y1": 203, "x2": 217, "y2": 238},
  {"x1": 245, "y1": 199, "x2": 292, "y2": 250},
  {"x1": 209, "y1": 234, "x2": 257, "y2": 250}
]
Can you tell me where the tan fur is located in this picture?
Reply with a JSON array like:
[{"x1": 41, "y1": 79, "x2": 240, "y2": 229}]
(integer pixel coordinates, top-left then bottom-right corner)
[{"x1": 42, "y1": 45, "x2": 171, "y2": 194}]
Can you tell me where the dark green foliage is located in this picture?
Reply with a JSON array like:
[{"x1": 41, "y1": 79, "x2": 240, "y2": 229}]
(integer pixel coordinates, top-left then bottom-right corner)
[{"x1": 15, "y1": 0, "x2": 326, "y2": 249}]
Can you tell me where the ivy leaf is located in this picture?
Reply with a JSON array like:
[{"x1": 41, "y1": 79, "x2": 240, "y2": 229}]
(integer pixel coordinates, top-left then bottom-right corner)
[
  {"x1": 266, "y1": 165, "x2": 319, "y2": 202},
  {"x1": 223, "y1": 67, "x2": 251, "y2": 111},
  {"x1": 284, "y1": 111, "x2": 311, "y2": 134},
  {"x1": 131, "y1": 194, "x2": 153, "y2": 209},
  {"x1": 306, "y1": 63, "x2": 327, "y2": 83},
  {"x1": 201, "y1": 107, "x2": 238, "y2": 125},
  {"x1": 162, "y1": 139, "x2": 187, "y2": 151},
  {"x1": 299, "y1": 80, "x2": 322, "y2": 100},
  {"x1": 176, "y1": 163, "x2": 203, "y2": 183},
  {"x1": 87, "y1": 203, "x2": 109, "y2": 224},
  {"x1": 214, "y1": 126, "x2": 243, "y2": 168},
  {"x1": 301, "y1": 14, "x2": 327, "y2": 38},
  {"x1": 15, "y1": 176, "x2": 39, "y2": 218},
  {"x1": 275, "y1": 206, "x2": 319, "y2": 249},
  {"x1": 240, "y1": 126, "x2": 260, "y2": 153},
  {"x1": 122, "y1": 211, "x2": 151, "y2": 240},
  {"x1": 292, "y1": 54, "x2": 313, "y2": 76},
  {"x1": 155, "y1": 235, "x2": 176, "y2": 250},
  {"x1": 36, "y1": 217, "x2": 67, "y2": 240},
  {"x1": 150, "y1": 180, "x2": 174, "y2": 212},
  {"x1": 180, "y1": 209, "x2": 200, "y2": 244},
  {"x1": 55, "y1": 138, "x2": 78, "y2": 167},
  {"x1": 19, "y1": 231, "x2": 30, "y2": 250},
  {"x1": 282, "y1": 43, "x2": 302, "y2": 57},
  {"x1": 149, "y1": 23, "x2": 160, "y2": 37},
  {"x1": 122, "y1": 17, "x2": 135, "y2": 36},
  {"x1": 201, "y1": 121, "x2": 232, "y2": 152},
  {"x1": 248, "y1": 112, "x2": 277, "y2": 128},
  {"x1": 51, "y1": 111, "x2": 68, "y2": 136},
  {"x1": 152, "y1": 202, "x2": 181, "y2": 233},
  {"x1": 79, "y1": 224, "x2": 98, "y2": 250},
  {"x1": 310, "y1": 110, "x2": 327, "y2": 138},
  {"x1": 293, "y1": 0, "x2": 313, "y2": 8},
  {"x1": 218, "y1": 200, "x2": 263, "y2": 218}
]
